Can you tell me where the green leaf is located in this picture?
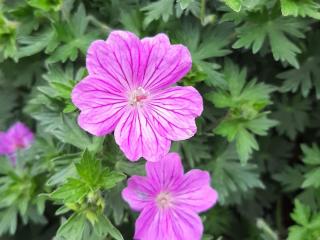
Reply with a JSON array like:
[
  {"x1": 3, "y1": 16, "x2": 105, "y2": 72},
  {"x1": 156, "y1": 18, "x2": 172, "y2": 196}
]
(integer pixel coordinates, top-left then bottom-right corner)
[
  {"x1": 75, "y1": 150, "x2": 125, "y2": 189},
  {"x1": 273, "y1": 165, "x2": 304, "y2": 192},
  {"x1": 56, "y1": 213, "x2": 87, "y2": 240},
  {"x1": 49, "y1": 114, "x2": 102, "y2": 152},
  {"x1": 115, "y1": 160, "x2": 146, "y2": 176},
  {"x1": 280, "y1": 0, "x2": 320, "y2": 19},
  {"x1": 47, "y1": 153, "x2": 79, "y2": 186},
  {"x1": 214, "y1": 119, "x2": 242, "y2": 141},
  {"x1": 141, "y1": 0, "x2": 174, "y2": 27},
  {"x1": 0, "y1": 163, "x2": 46, "y2": 232},
  {"x1": 302, "y1": 167, "x2": 320, "y2": 188},
  {"x1": 206, "y1": 61, "x2": 275, "y2": 110},
  {"x1": 101, "y1": 215, "x2": 124, "y2": 240},
  {"x1": 268, "y1": 27, "x2": 302, "y2": 68},
  {"x1": 177, "y1": 0, "x2": 195, "y2": 10},
  {"x1": 56, "y1": 212, "x2": 123, "y2": 240},
  {"x1": 71, "y1": 4, "x2": 88, "y2": 37},
  {"x1": 177, "y1": 22, "x2": 233, "y2": 87},
  {"x1": 0, "y1": 89, "x2": 16, "y2": 126},
  {"x1": 49, "y1": 81, "x2": 74, "y2": 99},
  {"x1": 0, "y1": 59, "x2": 43, "y2": 87},
  {"x1": 297, "y1": 188, "x2": 320, "y2": 212},
  {"x1": 104, "y1": 184, "x2": 127, "y2": 225},
  {"x1": 246, "y1": 116, "x2": 278, "y2": 136},
  {"x1": 273, "y1": 96, "x2": 311, "y2": 140},
  {"x1": 0, "y1": 207, "x2": 17, "y2": 235},
  {"x1": 172, "y1": 138, "x2": 211, "y2": 167},
  {"x1": 63, "y1": 103, "x2": 77, "y2": 113},
  {"x1": 214, "y1": 116, "x2": 276, "y2": 165},
  {"x1": 75, "y1": 150, "x2": 102, "y2": 187},
  {"x1": 287, "y1": 226, "x2": 307, "y2": 240},
  {"x1": 291, "y1": 200, "x2": 311, "y2": 226},
  {"x1": 0, "y1": 13, "x2": 18, "y2": 61},
  {"x1": 278, "y1": 56, "x2": 320, "y2": 99},
  {"x1": 236, "y1": 128, "x2": 259, "y2": 164},
  {"x1": 224, "y1": 0, "x2": 242, "y2": 12},
  {"x1": 230, "y1": 11, "x2": 307, "y2": 68},
  {"x1": 43, "y1": 4, "x2": 97, "y2": 63},
  {"x1": 120, "y1": 10, "x2": 143, "y2": 36},
  {"x1": 27, "y1": 0, "x2": 63, "y2": 11},
  {"x1": 47, "y1": 42, "x2": 79, "y2": 63},
  {"x1": 288, "y1": 200, "x2": 320, "y2": 240},
  {"x1": 50, "y1": 178, "x2": 89, "y2": 203},
  {"x1": 301, "y1": 144, "x2": 320, "y2": 165},
  {"x1": 176, "y1": 0, "x2": 200, "y2": 17},
  {"x1": 208, "y1": 61, "x2": 276, "y2": 163},
  {"x1": 17, "y1": 30, "x2": 56, "y2": 58},
  {"x1": 44, "y1": 64, "x2": 86, "y2": 84},
  {"x1": 300, "y1": 144, "x2": 320, "y2": 189},
  {"x1": 210, "y1": 144, "x2": 264, "y2": 204},
  {"x1": 101, "y1": 170, "x2": 126, "y2": 190},
  {"x1": 204, "y1": 207, "x2": 233, "y2": 238}
]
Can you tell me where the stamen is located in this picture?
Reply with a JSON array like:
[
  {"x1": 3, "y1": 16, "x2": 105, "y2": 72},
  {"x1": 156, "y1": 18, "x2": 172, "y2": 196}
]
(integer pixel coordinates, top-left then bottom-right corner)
[
  {"x1": 156, "y1": 192, "x2": 172, "y2": 209},
  {"x1": 129, "y1": 87, "x2": 149, "y2": 106}
]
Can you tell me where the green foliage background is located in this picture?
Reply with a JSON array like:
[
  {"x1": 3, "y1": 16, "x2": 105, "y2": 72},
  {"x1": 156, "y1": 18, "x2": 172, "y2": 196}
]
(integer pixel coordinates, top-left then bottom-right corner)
[{"x1": 1, "y1": 0, "x2": 320, "y2": 239}]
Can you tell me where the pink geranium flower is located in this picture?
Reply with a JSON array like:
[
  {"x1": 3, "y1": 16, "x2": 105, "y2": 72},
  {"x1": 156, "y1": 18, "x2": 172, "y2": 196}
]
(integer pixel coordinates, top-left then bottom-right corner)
[
  {"x1": 71, "y1": 31, "x2": 203, "y2": 162},
  {"x1": 0, "y1": 122, "x2": 34, "y2": 164},
  {"x1": 122, "y1": 153, "x2": 218, "y2": 240}
]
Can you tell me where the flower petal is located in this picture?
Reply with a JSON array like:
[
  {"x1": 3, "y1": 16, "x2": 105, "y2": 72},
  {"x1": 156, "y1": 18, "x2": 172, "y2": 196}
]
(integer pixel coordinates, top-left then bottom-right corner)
[
  {"x1": 6, "y1": 122, "x2": 34, "y2": 149},
  {"x1": 122, "y1": 176, "x2": 156, "y2": 211},
  {"x1": 141, "y1": 34, "x2": 192, "y2": 92},
  {"x1": 149, "y1": 86, "x2": 203, "y2": 141},
  {"x1": 169, "y1": 208, "x2": 203, "y2": 240},
  {"x1": 134, "y1": 206, "x2": 203, "y2": 240},
  {"x1": 174, "y1": 170, "x2": 218, "y2": 213},
  {"x1": 114, "y1": 109, "x2": 170, "y2": 162},
  {"x1": 86, "y1": 31, "x2": 145, "y2": 90},
  {"x1": 146, "y1": 152, "x2": 184, "y2": 189},
  {"x1": 72, "y1": 75, "x2": 128, "y2": 136},
  {"x1": 134, "y1": 205, "x2": 160, "y2": 240}
]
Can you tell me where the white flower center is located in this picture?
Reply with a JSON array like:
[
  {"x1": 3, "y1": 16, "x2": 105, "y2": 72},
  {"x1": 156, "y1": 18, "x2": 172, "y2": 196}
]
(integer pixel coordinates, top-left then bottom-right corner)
[
  {"x1": 156, "y1": 192, "x2": 172, "y2": 209},
  {"x1": 129, "y1": 87, "x2": 149, "y2": 107}
]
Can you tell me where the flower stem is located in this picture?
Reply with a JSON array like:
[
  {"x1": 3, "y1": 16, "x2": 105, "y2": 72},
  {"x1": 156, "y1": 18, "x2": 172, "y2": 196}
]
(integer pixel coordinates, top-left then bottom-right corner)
[
  {"x1": 87, "y1": 15, "x2": 112, "y2": 33},
  {"x1": 200, "y1": 0, "x2": 206, "y2": 23},
  {"x1": 276, "y1": 197, "x2": 283, "y2": 237}
]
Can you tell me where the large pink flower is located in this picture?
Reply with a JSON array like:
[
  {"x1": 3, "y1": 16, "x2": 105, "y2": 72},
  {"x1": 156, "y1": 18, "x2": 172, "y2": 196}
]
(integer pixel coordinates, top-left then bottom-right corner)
[
  {"x1": 122, "y1": 153, "x2": 218, "y2": 240},
  {"x1": 71, "y1": 31, "x2": 203, "y2": 162},
  {"x1": 0, "y1": 122, "x2": 34, "y2": 164}
]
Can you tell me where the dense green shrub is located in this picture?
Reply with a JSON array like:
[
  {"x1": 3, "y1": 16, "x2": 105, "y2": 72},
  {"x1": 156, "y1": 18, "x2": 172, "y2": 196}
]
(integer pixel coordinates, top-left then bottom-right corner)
[{"x1": 1, "y1": 0, "x2": 320, "y2": 239}]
